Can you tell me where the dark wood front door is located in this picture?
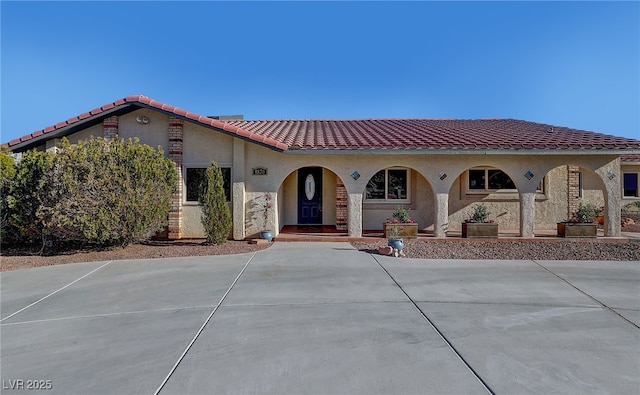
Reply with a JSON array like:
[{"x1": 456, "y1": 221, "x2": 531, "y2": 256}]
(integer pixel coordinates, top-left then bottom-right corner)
[{"x1": 298, "y1": 167, "x2": 323, "y2": 224}]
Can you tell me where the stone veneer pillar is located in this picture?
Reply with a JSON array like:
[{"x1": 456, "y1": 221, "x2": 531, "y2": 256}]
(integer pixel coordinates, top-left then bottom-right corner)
[
  {"x1": 567, "y1": 165, "x2": 581, "y2": 218},
  {"x1": 168, "y1": 117, "x2": 183, "y2": 239},
  {"x1": 347, "y1": 193, "x2": 362, "y2": 237},
  {"x1": 232, "y1": 182, "x2": 246, "y2": 240},
  {"x1": 103, "y1": 116, "x2": 119, "y2": 139},
  {"x1": 434, "y1": 192, "x2": 449, "y2": 237},
  {"x1": 336, "y1": 180, "x2": 347, "y2": 231},
  {"x1": 519, "y1": 191, "x2": 536, "y2": 238}
]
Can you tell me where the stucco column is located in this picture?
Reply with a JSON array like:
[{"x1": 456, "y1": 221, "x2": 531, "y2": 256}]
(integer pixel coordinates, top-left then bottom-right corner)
[
  {"x1": 604, "y1": 198, "x2": 621, "y2": 237},
  {"x1": 232, "y1": 139, "x2": 246, "y2": 239},
  {"x1": 519, "y1": 191, "x2": 536, "y2": 238},
  {"x1": 596, "y1": 158, "x2": 622, "y2": 237},
  {"x1": 232, "y1": 182, "x2": 246, "y2": 240},
  {"x1": 434, "y1": 192, "x2": 449, "y2": 238},
  {"x1": 347, "y1": 193, "x2": 362, "y2": 237}
]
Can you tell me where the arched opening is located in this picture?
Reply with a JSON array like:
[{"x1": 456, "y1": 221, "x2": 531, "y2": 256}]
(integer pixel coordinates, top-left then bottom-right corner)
[
  {"x1": 278, "y1": 166, "x2": 347, "y2": 233},
  {"x1": 447, "y1": 165, "x2": 521, "y2": 235},
  {"x1": 536, "y1": 164, "x2": 605, "y2": 235},
  {"x1": 360, "y1": 166, "x2": 434, "y2": 235}
]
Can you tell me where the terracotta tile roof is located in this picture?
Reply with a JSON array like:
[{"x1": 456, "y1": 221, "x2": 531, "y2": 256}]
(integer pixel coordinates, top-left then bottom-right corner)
[
  {"x1": 622, "y1": 154, "x2": 640, "y2": 163},
  {"x1": 6, "y1": 95, "x2": 640, "y2": 153},
  {"x1": 226, "y1": 119, "x2": 640, "y2": 151},
  {"x1": 7, "y1": 95, "x2": 288, "y2": 152}
]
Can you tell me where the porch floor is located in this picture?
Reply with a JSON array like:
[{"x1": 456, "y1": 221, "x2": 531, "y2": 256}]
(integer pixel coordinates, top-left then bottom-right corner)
[{"x1": 275, "y1": 226, "x2": 625, "y2": 243}]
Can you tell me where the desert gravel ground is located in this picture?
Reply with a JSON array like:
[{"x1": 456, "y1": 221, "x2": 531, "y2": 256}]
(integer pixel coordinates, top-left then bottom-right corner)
[
  {"x1": 2, "y1": 227, "x2": 639, "y2": 272},
  {"x1": 352, "y1": 239, "x2": 640, "y2": 261},
  {"x1": 0, "y1": 240, "x2": 270, "y2": 272}
]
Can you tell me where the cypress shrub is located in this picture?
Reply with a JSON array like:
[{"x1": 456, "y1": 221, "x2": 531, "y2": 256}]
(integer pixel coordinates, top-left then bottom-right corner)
[{"x1": 199, "y1": 161, "x2": 232, "y2": 244}]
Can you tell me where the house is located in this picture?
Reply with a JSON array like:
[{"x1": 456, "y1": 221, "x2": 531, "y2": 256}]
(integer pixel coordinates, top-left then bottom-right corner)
[{"x1": 6, "y1": 95, "x2": 640, "y2": 239}]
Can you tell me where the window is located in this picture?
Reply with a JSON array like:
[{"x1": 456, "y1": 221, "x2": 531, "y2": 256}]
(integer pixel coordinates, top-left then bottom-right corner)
[
  {"x1": 185, "y1": 167, "x2": 231, "y2": 202},
  {"x1": 365, "y1": 168, "x2": 409, "y2": 202},
  {"x1": 624, "y1": 173, "x2": 639, "y2": 197},
  {"x1": 468, "y1": 168, "x2": 516, "y2": 192},
  {"x1": 578, "y1": 171, "x2": 583, "y2": 199}
]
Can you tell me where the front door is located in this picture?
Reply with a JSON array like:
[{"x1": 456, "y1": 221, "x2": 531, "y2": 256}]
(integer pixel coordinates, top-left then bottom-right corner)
[{"x1": 298, "y1": 167, "x2": 323, "y2": 224}]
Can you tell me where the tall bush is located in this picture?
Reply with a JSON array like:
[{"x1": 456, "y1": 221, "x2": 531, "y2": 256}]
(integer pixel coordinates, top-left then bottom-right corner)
[
  {"x1": 6, "y1": 149, "x2": 54, "y2": 244},
  {"x1": 199, "y1": 161, "x2": 232, "y2": 244},
  {"x1": 0, "y1": 148, "x2": 17, "y2": 242},
  {"x1": 35, "y1": 137, "x2": 177, "y2": 247}
]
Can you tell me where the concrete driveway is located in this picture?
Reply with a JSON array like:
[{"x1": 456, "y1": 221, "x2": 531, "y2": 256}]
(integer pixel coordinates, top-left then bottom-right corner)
[{"x1": 1, "y1": 242, "x2": 638, "y2": 394}]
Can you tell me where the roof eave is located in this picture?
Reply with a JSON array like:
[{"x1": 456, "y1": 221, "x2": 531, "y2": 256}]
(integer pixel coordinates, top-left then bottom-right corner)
[
  {"x1": 9, "y1": 100, "x2": 288, "y2": 154},
  {"x1": 8, "y1": 105, "x2": 140, "y2": 153},
  {"x1": 283, "y1": 148, "x2": 640, "y2": 155}
]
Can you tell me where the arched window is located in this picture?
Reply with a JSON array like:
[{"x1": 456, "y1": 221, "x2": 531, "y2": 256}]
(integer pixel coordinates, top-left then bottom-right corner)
[{"x1": 365, "y1": 168, "x2": 410, "y2": 202}]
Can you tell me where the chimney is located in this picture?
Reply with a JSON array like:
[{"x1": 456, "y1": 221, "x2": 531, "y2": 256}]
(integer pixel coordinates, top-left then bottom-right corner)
[{"x1": 208, "y1": 115, "x2": 244, "y2": 121}]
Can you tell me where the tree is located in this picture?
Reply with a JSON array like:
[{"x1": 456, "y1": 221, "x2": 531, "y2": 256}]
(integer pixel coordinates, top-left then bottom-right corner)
[{"x1": 199, "y1": 161, "x2": 232, "y2": 244}]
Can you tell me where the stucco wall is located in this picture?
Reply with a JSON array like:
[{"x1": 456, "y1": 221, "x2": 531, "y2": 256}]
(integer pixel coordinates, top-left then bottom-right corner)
[
  {"x1": 118, "y1": 110, "x2": 169, "y2": 153},
  {"x1": 181, "y1": 121, "x2": 235, "y2": 237},
  {"x1": 282, "y1": 172, "x2": 297, "y2": 225},
  {"x1": 183, "y1": 122, "x2": 233, "y2": 165},
  {"x1": 66, "y1": 124, "x2": 103, "y2": 144}
]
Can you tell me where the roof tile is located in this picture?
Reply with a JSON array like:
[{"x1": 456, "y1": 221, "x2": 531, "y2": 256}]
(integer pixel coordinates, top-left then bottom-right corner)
[{"x1": 6, "y1": 95, "x2": 640, "y2": 155}]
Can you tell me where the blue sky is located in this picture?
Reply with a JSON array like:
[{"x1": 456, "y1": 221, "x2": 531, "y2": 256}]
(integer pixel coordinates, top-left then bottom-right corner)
[{"x1": 2, "y1": 1, "x2": 639, "y2": 143}]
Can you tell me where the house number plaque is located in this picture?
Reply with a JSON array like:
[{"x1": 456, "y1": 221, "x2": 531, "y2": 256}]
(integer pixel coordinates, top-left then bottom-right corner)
[{"x1": 252, "y1": 167, "x2": 268, "y2": 176}]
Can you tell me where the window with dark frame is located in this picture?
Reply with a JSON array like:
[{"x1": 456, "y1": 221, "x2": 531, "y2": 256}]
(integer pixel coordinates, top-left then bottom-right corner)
[
  {"x1": 467, "y1": 168, "x2": 529, "y2": 192},
  {"x1": 186, "y1": 167, "x2": 231, "y2": 202},
  {"x1": 578, "y1": 171, "x2": 583, "y2": 199},
  {"x1": 365, "y1": 168, "x2": 409, "y2": 201},
  {"x1": 469, "y1": 169, "x2": 486, "y2": 189},
  {"x1": 624, "y1": 173, "x2": 639, "y2": 197},
  {"x1": 487, "y1": 169, "x2": 516, "y2": 189}
]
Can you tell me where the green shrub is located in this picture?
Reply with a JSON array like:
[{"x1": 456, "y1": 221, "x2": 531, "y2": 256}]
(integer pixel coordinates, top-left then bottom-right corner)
[
  {"x1": 0, "y1": 148, "x2": 17, "y2": 242},
  {"x1": 570, "y1": 202, "x2": 598, "y2": 223},
  {"x1": 199, "y1": 161, "x2": 232, "y2": 244},
  {"x1": 6, "y1": 149, "x2": 54, "y2": 245},
  {"x1": 35, "y1": 137, "x2": 177, "y2": 248},
  {"x1": 466, "y1": 203, "x2": 491, "y2": 223}
]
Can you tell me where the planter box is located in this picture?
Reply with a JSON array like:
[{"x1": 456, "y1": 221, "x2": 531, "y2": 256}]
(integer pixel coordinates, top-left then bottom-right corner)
[
  {"x1": 383, "y1": 223, "x2": 418, "y2": 239},
  {"x1": 557, "y1": 222, "x2": 597, "y2": 238},
  {"x1": 462, "y1": 222, "x2": 498, "y2": 238}
]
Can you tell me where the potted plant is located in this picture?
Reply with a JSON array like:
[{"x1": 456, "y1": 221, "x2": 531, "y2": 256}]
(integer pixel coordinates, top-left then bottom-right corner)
[
  {"x1": 260, "y1": 192, "x2": 273, "y2": 241},
  {"x1": 462, "y1": 203, "x2": 498, "y2": 238},
  {"x1": 557, "y1": 202, "x2": 598, "y2": 238},
  {"x1": 383, "y1": 206, "x2": 418, "y2": 239},
  {"x1": 595, "y1": 205, "x2": 605, "y2": 225},
  {"x1": 386, "y1": 224, "x2": 406, "y2": 257}
]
